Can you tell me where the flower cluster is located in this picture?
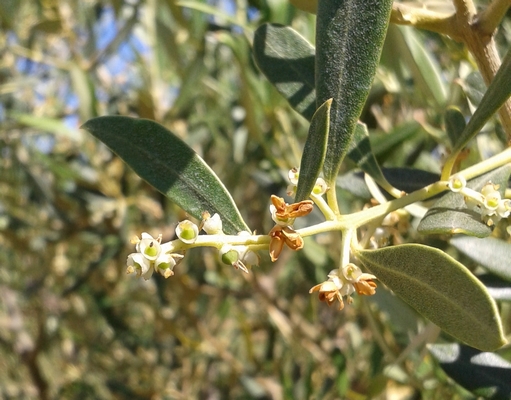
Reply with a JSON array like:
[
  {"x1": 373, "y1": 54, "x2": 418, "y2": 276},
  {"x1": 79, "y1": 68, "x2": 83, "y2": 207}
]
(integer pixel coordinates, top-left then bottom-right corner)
[
  {"x1": 448, "y1": 175, "x2": 511, "y2": 226},
  {"x1": 127, "y1": 213, "x2": 260, "y2": 279},
  {"x1": 309, "y1": 264, "x2": 377, "y2": 310},
  {"x1": 127, "y1": 233, "x2": 184, "y2": 280},
  {"x1": 268, "y1": 195, "x2": 313, "y2": 261}
]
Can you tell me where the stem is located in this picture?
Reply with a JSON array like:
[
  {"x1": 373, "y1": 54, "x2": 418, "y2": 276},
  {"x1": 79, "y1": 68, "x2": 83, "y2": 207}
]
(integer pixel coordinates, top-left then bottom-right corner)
[
  {"x1": 475, "y1": 0, "x2": 511, "y2": 36},
  {"x1": 311, "y1": 192, "x2": 336, "y2": 221},
  {"x1": 326, "y1": 180, "x2": 341, "y2": 216},
  {"x1": 453, "y1": 0, "x2": 511, "y2": 139},
  {"x1": 392, "y1": 0, "x2": 511, "y2": 140},
  {"x1": 167, "y1": 149, "x2": 511, "y2": 255},
  {"x1": 340, "y1": 229, "x2": 353, "y2": 267},
  {"x1": 390, "y1": 4, "x2": 461, "y2": 41}
]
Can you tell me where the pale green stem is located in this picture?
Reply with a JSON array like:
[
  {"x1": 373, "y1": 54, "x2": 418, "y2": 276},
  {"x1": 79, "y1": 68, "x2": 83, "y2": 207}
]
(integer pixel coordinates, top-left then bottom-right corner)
[
  {"x1": 165, "y1": 148, "x2": 511, "y2": 255},
  {"x1": 326, "y1": 179, "x2": 341, "y2": 216},
  {"x1": 340, "y1": 228, "x2": 353, "y2": 268},
  {"x1": 443, "y1": 142, "x2": 511, "y2": 181},
  {"x1": 310, "y1": 192, "x2": 336, "y2": 221}
]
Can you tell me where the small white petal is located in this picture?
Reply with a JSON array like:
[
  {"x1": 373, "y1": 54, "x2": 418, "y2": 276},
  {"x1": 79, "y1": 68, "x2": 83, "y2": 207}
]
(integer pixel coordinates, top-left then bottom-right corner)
[
  {"x1": 203, "y1": 213, "x2": 223, "y2": 235},
  {"x1": 288, "y1": 168, "x2": 299, "y2": 185}
]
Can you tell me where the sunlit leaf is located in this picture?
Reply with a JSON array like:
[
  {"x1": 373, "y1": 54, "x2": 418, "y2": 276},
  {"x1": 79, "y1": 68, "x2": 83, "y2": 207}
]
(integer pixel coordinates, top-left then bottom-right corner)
[
  {"x1": 356, "y1": 244, "x2": 506, "y2": 350},
  {"x1": 450, "y1": 236, "x2": 511, "y2": 280},
  {"x1": 316, "y1": 0, "x2": 393, "y2": 182},
  {"x1": 295, "y1": 98, "x2": 331, "y2": 202},
  {"x1": 393, "y1": 25, "x2": 447, "y2": 107},
  {"x1": 418, "y1": 165, "x2": 511, "y2": 237},
  {"x1": 253, "y1": 23, "x2": 316, "y2": 121},
  {"x1": 429, "y1": 343, "x2": 511, "y2": 398},
  {"x1": 253, "y1": 23, "x2": 393, "y2": 190},
  {"x1": 10, "y1": 112, "x2": 82, "y2": 143},
  {"x1": 82, "y1": 116, "x2": 250, "y2": 234}
]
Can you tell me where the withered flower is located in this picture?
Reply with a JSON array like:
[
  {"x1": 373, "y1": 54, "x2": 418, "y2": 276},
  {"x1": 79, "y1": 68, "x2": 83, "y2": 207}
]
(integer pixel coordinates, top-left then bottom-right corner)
[
  {"x1": 270, "y1": 195, "x2": 313, "y2": 226},
  {"x1": 268, "y1": 225, "x2": 304, "y2": 262},
  {"x1": 309, "y1": 270, "x2": 346, "y2": 310}
]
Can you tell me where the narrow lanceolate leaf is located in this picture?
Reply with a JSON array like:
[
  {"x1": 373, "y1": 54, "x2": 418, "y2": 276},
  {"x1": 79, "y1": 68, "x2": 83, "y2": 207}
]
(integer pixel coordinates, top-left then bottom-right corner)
[
  {"x1": 391, "y1": 25, "x2": 447, "y2": 107},
  {"x1": 82, "y1": 116, "x2": 250, "y2": 235},
  {"x1": 444, "y1": 107, "x2": 466, "y2": 149},
  {"x1": 446, "y1": 47, "x2": 511, "y2": 172},
  {"x1": 295, "y1": 99, "x2": 331, "y2": 202},
  {"x1": 356, "y1": 244, "x2": 506, "y2": 351},
  {"x1": 316, "y1": 0, "x2": 393, "y2": 183},
  {"x1": 429, "y1": 344, "x2": 511, "y2": 399},
  {"x1": 418, "y1": 165, "x2": 511, "y2": 237},
  {"x1": 348, "y1": 122, "x2": 400, "y2": 197},
  {"x1": 253, "y1": 23, "x2": 316, "y2": 121}
]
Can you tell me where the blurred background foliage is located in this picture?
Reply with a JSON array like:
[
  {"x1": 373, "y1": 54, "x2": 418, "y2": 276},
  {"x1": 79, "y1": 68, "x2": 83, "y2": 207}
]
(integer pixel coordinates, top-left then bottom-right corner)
[{"x1": 1, "y1": 0, "x2": 510, "y2": 399}]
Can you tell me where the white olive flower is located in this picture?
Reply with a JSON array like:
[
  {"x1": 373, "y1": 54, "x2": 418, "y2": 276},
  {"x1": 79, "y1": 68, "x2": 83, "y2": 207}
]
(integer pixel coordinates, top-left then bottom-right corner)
[
  {"x1": 312, "y1": 177, "x2": 328, "y2": 196},
  {"x1": 481, "y1": 182, "x2": 500, "y2": 197},
  {"x1": 483, "y1": 190, "x2": 501, "y2": 211},
  {"x1": 202, "y1": 213, "x2": 224, "y2": 235},
  {"x1": 288, "y1": 167, "x2": 299, "y2": 185},
  {"x1": 127, "y1": 233, "x2": 181, "y2": 280},
  {"x1": 497, "y1": 199, "x2": 511, "y2": 219},
  {"x1": 448, "y1": 174, "x2": 466, "y2": 192},
  {"x1": 342, "y1": 263, "x2": 377, "y2": 296},
  {"x1": 176, "y1": 220, "x2": 199, "y2": 244}
]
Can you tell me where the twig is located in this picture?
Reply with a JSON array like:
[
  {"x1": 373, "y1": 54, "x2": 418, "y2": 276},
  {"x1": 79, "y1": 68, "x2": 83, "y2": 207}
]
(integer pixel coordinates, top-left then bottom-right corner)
[{"x1": 475, "y1": 0, "x2": 511, "y2": 36}]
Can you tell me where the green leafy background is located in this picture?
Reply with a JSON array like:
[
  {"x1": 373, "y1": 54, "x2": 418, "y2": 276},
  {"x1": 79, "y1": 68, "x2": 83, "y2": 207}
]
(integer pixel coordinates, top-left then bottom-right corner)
[{"x1": 1, "y1": 0, "x2": 511, "y2": 398}]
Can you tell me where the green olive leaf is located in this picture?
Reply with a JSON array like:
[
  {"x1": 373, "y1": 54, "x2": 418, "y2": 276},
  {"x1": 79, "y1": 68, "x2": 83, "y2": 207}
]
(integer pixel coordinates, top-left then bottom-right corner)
[
  {"x1": 295, "y1": 98, "x2": 331, "y2": 202},
  {"x1": 445, "y1": 106, "x2": 467, "y2": 149},
  {"x1": 253, "y1": 23, "x2": 316, "y2": 121},
  {"x1": 316, "y1": 0, "x2": 393, "y2": 182},
  {"x1": 82, "y1": 116, "x2": 250, "y2": 235},
  {"x1": 356, "y1": 244, "x2": 506, "y2": 351}
]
